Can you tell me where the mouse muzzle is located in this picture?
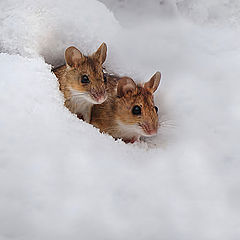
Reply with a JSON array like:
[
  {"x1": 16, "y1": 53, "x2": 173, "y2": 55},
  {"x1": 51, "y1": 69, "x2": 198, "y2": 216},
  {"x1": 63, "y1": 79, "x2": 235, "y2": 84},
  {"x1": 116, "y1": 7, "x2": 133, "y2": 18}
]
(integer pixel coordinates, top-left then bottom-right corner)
[
  {"x1": 90, "y1": 87, "x2": 107, "y2": 104},
  {"x1": 140, "y1": 121, "x2": 158, "y2": 136}
]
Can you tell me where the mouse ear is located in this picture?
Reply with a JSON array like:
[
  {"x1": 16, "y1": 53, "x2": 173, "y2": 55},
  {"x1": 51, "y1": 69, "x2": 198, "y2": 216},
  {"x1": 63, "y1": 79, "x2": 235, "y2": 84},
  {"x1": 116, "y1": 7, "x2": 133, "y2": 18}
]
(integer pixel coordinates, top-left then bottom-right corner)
[
  {"x1": 65, "y1": 46, "x2": 83, "y2": 68},
  {"x1": 92, "y1": 42, "x2": 107, "y2": 64},
  {"x1": 144, "y1": 72, "x2": 161, "y2": 93},
  {"x1": 117, "y1": 77, "x2": 137, "y2": 98}
]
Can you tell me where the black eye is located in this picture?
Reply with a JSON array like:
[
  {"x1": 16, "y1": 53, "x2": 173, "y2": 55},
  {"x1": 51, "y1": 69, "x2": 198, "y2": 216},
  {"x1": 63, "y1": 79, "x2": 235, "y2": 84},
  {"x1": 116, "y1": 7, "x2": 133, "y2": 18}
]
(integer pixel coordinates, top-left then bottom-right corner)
[
  {"x1": 154, "y1": 106, "x2": 158, "y2": 113},
  {"x1": 104, "y1": 75, "x2": 107, "y2": 83},
  {"x1": 81, "y1": 75, "x2": 90, "y2": 84},
  {"x1": 132, "y1": 105, "x2": 141, "y2": 115}
]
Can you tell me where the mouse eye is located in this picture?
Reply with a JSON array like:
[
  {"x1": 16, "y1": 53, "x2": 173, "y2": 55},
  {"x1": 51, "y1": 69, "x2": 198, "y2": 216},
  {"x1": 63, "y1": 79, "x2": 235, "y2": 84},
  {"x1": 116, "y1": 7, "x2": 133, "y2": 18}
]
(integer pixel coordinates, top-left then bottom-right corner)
[
  {"x1": 132, "y1": 105, "x2": 141, "y2": 115},
  {"x1": 103, "y1": 75, "x2": 107, "y2": 83},
  {"x1": 154, "y1": 106, "x2": 158, "y2": 113},
  {"x1": 81, "y1": 75, "x2": 90, "y2": 84}
]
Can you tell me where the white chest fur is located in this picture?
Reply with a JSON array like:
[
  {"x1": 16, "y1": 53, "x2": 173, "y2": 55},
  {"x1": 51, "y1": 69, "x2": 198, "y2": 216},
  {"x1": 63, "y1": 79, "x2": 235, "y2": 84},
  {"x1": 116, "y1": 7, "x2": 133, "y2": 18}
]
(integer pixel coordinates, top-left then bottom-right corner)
[
  {"x1": 115, "y1": 120, "x2": 141, "y2": 140},
  {"x1": 68, "y1": 88, "x2": 93, "y2": 123}
]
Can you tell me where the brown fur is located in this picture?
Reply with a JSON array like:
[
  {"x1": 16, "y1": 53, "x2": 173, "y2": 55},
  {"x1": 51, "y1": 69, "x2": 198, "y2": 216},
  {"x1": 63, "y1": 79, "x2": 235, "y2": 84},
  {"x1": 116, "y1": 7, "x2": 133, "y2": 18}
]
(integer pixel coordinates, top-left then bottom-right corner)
[
  {"x1": 91, "y1": 72, "x2": 161, "y2": 143},
  {"x1": 53, "y1": 43, "x2": 108, "y2": 122}
]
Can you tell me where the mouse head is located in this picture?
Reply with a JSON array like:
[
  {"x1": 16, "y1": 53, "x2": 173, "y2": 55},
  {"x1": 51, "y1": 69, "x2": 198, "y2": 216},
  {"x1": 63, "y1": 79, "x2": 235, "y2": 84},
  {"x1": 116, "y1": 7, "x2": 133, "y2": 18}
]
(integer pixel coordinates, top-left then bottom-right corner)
[
  {"x1": 115, "y1": 72, "x2": 161, "y2": 138},
  {"x1": 64, "y1": 43, "x2": 107, "y2": 104}
]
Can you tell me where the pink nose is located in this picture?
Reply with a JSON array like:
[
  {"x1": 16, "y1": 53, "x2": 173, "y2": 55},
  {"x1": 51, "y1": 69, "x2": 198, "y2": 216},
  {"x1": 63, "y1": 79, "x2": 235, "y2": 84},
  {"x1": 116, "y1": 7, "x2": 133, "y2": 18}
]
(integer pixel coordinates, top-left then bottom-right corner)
[
  {"x1": 95, "y1": 95, "x2": 105, "y2": 103},
  {"x1": 91, "y1": 89, "x2": 106, "y2": 103},
  {"x1": 141, "y1": 123, "x2": 157, "y2": 135}
]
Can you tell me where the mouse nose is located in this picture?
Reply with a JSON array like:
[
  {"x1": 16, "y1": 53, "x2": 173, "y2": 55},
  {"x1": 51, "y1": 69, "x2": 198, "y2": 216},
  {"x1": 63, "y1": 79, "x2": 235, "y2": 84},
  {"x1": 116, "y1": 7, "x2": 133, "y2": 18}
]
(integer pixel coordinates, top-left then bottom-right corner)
[
  {"x1": 141, "y1": 122, "x2": 158, "y2": 136},
  {"x1": 91, "y1": 88, "x2": 106, "y2": 103}
]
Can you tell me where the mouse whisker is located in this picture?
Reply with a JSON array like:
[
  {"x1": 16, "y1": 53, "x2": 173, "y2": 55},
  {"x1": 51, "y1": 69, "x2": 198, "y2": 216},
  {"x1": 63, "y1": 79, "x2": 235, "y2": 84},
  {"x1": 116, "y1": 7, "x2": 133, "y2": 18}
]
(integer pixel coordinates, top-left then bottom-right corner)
[
  {"x1": 71, "y1": 93, "x2": 87, "y2": 97},
  {"x1": 159, "y1": 119, "x2": 176, "y2": 128}
]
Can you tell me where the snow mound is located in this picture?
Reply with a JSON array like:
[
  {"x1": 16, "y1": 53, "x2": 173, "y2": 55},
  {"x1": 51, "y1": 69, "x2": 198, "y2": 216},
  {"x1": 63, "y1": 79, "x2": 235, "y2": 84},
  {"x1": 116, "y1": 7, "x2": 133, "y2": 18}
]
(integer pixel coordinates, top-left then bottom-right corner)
[
  {"x1": 101, "y1": 0, "x2": 240, "y2": 28},
  {"x1": 0, "y1": 0, "x2": 120, "y2": 66},
  {"x1": 0, "y1": 0, "x2": 240, "y2": 239},
  {"x1": 0, "y1": 54, "x2": 239, "y2": 240},
  {"x1": 177, "y1": 0, "x2": 240, "y2": 27}
]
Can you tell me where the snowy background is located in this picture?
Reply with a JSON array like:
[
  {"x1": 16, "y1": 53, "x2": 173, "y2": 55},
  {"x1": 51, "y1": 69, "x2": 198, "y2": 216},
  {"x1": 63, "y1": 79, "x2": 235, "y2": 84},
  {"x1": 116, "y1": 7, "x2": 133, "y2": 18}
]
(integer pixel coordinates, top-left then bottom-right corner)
[{"x1": 0, "y1": 0, "x2": 240, "y2": 239}]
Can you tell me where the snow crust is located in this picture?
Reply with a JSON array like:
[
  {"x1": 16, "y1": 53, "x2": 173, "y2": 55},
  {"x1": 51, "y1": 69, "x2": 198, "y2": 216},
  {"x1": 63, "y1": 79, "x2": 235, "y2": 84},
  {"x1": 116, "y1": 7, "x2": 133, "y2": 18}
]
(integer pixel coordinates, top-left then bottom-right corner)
[{"x1": 0, "y1": 0, "x2": 240, "y2": 239}]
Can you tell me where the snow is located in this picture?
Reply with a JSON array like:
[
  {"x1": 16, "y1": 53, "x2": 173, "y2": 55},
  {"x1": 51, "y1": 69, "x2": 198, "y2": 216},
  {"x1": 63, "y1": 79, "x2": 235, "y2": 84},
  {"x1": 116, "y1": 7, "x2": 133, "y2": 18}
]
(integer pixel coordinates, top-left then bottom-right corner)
[{"x1": 0, "y1": 0, "x2": 240, "y2": 239}]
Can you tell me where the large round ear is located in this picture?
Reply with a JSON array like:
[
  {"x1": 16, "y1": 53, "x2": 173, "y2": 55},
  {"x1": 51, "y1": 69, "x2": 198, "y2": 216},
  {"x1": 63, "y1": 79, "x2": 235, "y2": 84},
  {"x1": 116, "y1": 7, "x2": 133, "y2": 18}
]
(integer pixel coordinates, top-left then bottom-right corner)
[
  {"x1": 144, "y1": 72, "x2": 161, "y2": 93},
  {"x1": 65, "y1": 46, "x2": 83, "y2": 68},
  {"x1": 117, "y1": 77, "x2": 137, "y2": 98},
  {"x1": 92, "y1": 42, "x2": 107, "y2": 64}
]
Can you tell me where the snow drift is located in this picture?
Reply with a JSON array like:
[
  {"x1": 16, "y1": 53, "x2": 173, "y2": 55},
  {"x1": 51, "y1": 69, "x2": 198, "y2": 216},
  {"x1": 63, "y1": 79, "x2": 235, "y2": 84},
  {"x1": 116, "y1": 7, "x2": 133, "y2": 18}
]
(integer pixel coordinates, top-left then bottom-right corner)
[{"x1": 0, "y1": 0, "x2": 240, "y2": 239}]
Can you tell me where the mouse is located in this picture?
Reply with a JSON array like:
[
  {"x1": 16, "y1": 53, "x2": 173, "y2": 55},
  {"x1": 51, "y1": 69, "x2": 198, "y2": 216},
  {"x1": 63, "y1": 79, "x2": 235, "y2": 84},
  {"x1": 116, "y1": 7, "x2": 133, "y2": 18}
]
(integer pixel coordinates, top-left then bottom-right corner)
[
  {"x1": 91, "y1": 72, "x2": 161, "y2": 143},
  {"x1": 53, "y1": 43, "x2": 108, "y2": 122}
]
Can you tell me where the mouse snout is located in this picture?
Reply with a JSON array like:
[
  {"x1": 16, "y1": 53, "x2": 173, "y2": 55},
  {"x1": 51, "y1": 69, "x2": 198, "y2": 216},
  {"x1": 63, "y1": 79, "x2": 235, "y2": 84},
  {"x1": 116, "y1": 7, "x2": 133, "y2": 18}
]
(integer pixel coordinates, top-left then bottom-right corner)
[
  {"x1": 90, "y1": 87, "x2": 107, "y2": 104},
  {"x1": 140, "y1": 121, "x2": 158, "y2": 136}
]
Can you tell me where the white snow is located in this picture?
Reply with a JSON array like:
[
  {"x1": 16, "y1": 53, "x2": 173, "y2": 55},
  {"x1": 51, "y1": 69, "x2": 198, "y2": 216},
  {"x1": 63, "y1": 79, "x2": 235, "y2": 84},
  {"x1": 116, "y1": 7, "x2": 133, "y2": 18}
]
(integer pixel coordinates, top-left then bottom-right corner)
[{"x1": 0, "y1": 0, "x2": 240, "y2": 239}]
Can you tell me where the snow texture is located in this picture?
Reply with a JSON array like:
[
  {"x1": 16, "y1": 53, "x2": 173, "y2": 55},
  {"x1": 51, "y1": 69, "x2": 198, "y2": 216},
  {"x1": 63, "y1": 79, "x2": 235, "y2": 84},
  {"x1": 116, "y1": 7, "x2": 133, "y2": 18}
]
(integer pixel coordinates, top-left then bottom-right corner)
[{"x1": 0, "y1": 0, "x2": 240, "y2": 239}]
